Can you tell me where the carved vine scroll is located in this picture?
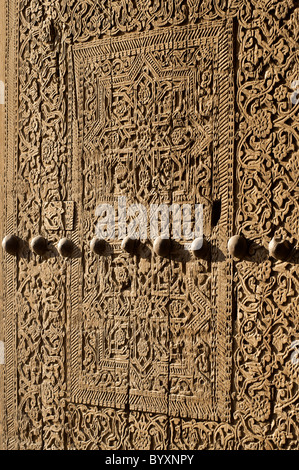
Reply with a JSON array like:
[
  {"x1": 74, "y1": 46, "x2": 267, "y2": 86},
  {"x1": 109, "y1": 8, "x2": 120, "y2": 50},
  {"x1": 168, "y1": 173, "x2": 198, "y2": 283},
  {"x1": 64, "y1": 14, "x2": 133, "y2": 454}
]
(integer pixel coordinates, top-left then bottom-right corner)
[{"x1": 2, "y1": 0, "x2": 299, "y2": 451}]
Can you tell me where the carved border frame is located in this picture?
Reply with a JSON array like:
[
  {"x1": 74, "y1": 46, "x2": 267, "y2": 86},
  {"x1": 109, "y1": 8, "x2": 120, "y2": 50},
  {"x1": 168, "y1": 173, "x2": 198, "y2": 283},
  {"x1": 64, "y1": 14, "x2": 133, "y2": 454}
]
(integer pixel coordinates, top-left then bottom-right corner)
[{"x1": 3, "y1": 0, "x2": 19, "y2": 449}]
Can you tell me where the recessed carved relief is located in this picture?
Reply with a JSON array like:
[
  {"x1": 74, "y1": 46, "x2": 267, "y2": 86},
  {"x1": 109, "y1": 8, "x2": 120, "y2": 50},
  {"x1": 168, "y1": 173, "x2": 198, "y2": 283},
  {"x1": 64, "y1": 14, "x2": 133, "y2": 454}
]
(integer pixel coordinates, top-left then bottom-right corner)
[
  {"x1": 69, "y1": 21, "x2": 234, "y2": 422},
  {"x1": 43, "y1": 201, "x2": 75, "y2": 231}
]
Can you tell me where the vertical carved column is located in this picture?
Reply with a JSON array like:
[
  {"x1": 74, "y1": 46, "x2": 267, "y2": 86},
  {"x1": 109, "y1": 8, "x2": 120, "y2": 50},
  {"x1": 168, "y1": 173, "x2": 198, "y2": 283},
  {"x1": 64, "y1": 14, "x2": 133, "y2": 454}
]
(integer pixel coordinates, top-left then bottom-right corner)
[
  {"x1": 16, "y1": 1, "x2": 70, "y2": 449},
  {"x1": 0, "y1": 0, "x2": 7, "y2": 451},
  {"x1": 235, "y1": 1, "x2": 299, "y2": 449},
  {"x1": 38, "y1": 7, "x2": 69, "y2": 450},
  {"x1": 16, "y1": 0, "x2": 43, "y2": 449}
]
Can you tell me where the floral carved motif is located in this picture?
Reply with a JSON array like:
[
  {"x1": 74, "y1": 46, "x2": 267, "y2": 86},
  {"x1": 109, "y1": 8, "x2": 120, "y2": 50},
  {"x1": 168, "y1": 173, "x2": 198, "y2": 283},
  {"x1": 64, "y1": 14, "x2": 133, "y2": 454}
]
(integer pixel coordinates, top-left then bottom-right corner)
[{"x1": 2, "y1": 0, "x2": 299, "y2": 450}]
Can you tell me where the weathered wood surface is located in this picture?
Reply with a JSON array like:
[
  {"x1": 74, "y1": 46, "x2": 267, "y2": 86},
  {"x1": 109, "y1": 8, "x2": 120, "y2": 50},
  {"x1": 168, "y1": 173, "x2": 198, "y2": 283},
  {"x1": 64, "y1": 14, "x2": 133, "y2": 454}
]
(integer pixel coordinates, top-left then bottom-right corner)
[{"x1": 1, "y1": 0, "x2": 299, "y2": 450}]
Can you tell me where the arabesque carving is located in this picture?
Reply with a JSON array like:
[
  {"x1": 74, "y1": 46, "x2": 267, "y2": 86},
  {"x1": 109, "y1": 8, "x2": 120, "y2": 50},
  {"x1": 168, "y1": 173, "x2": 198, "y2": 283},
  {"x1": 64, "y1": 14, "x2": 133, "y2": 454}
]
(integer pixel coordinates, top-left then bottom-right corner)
[{"x1": 1, "y1": 0, "x2": 298, "y2": 450}]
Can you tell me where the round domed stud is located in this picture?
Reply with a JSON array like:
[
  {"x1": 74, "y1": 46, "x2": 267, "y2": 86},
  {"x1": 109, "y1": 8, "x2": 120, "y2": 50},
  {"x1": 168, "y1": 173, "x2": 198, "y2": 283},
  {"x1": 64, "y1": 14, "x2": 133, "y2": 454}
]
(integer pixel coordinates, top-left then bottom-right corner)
[
  {"x1": 268, "y1": 237, "x2": 292, "y2": 261},
  {"x1": 57, "y1": 238, "x2": 74, "y2": 258},
  {"x1": 228, "y1": 235, "x2": 248, "y2": 259},
  {"x1": 121, "y1": 236, "x2": 139, "y2": 255},
  {"x1": 2, "y1": 235, "x2": 20, "y2": 256},
  {"x1": 90, "y1": 237, "x2": 107, "y2": 255},
  {"x1": 153, "y1": 236, "x2": 171, "y2": 257},
  {"x1": 191, "y1": 237, "x2": 208, "y2": 259},
  {"x1": 30, "y1": 236, "x2": 48, "y2": 256}
]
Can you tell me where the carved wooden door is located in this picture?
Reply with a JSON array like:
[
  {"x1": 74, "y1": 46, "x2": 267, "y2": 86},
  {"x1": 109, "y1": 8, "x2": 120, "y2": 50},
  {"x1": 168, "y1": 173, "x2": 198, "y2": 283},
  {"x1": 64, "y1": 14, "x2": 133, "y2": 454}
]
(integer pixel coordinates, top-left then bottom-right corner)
[{"x1": 1, "y1": 0, "x2": 299, "y2": 451}]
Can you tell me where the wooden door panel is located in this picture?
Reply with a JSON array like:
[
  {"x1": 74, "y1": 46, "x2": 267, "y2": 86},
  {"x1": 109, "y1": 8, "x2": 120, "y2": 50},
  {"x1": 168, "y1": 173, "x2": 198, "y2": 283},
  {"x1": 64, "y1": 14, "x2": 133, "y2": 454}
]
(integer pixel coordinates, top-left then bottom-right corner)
[{"x1": 1, "y1": 0, "x2": 298, "y2": 451}]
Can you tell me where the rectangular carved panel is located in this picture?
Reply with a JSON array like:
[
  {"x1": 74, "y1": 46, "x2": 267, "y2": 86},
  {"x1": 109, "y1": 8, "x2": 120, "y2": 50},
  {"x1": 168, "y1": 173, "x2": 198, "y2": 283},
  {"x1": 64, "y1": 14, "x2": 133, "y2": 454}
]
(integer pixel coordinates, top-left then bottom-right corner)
[
  {"x1": 43, "y1": 201, "x2": 75, "y2": 231},
  {"x1": 69, "y1": 21, "x2": 234, "y2": 422}
]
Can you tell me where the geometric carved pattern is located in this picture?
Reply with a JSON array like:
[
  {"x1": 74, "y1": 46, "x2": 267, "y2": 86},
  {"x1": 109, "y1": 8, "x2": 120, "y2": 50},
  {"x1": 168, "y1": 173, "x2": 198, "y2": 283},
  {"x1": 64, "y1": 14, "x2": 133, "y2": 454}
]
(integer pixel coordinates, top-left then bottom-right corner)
[{"x1": 69, "y1": 21, "x2": 234, "y2": 421}]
